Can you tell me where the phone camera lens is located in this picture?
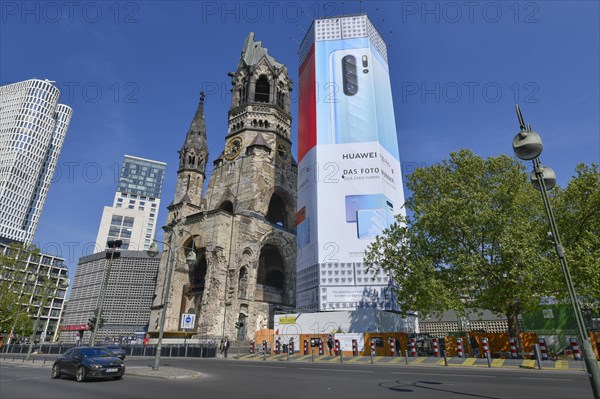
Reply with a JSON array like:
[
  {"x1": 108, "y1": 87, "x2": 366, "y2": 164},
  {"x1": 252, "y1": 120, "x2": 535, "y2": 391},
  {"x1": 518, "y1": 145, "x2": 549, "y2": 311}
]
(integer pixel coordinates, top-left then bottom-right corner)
[{"x1": 363, "y1": 69, "x2": 369, "y2": 74}]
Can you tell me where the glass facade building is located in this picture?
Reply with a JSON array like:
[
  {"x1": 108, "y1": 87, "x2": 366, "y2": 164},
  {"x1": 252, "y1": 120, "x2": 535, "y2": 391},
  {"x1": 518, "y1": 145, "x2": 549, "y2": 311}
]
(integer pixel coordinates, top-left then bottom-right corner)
[
  {"x1": 0, "y1": 79, "x2": 72, "y2": 244},
  {"x1": 117, "y1": 155, "x2": 165, "y2": 198},
  {"x1": 94, "y1": 155, "x2": 166, "y2": 251}
]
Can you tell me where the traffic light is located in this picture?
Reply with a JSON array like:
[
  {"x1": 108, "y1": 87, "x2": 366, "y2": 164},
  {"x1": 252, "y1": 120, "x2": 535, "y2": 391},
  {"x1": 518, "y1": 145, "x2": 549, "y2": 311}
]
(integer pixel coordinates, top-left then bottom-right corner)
[{"x1": 88, "y1": 316, "x2": 97, "y2": 331}]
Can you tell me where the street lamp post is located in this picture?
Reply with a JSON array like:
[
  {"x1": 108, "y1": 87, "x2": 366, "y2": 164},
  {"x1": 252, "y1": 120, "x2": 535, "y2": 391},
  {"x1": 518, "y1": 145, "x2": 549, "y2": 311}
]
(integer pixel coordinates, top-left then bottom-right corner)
[
  {"x1": 147, "y1": 226, "x2": 197, "y2": 371},
  {"x1": 512, "y1": 104, "x2": 600, "y2": 399},
  {"x1": 89, "y1": 240, "x2": 122, "y2": 345},
  {"x1": 25, "y1": 278, "x2": 69, "y2": 360}
]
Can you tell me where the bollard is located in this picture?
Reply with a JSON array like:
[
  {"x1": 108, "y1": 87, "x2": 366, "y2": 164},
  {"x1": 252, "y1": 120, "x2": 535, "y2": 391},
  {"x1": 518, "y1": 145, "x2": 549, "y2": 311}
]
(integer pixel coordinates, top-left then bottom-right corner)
[
  {"x1": 534, "y1": 344, "x2": 543, "y2": 370},
  {"x1": 569, "y1": 337, "x2": 582, "y2": 360},
  {"x1": 409, "y1": 338, "x2": 417, "y2": 357},
  {"x1": 432, "y1": 338, "x2": 439, "y2": 357},
  {"x1": 538, "y1": 338, "x2": 548, "y2": 361},
  {"x1": 275, "y1": 338, "x2": 280, "y2": 355},
  {"x1": 370, "y1": 339, "x2": 375, "y2": 364},
  {"x1": 318, "y1": 339, "x2": 324, "y2": 356},
  {"x1": 405, "y1": 349, "x2": 409, "y2": 364},
  {"x1": 443, "y1": 350, "x2": 448, "y2": 366},
  {"x1": 352, "y1": 339, "x2": 358, "y2": 357},
  {"x1": 250, "y1": 340, "x2": 254, "y2": 354},
  {"x1": 389, "y1": 337, "x2": 396, "y2": 357},
  {"x1": 312, "y1": 348, "x2": 315, "y2": 362},
  {"x1": 339, "y1": 345, "x2": 343, "y2": 363},
  {"x1": 481, "y1": 338, "x2": 489, "y2": 359},
  {"x1": 509, "y1": 338, "x2": 518, "y2": 359},
  {"x1": 289, "y1": 338, "x2": 294, "y2": 355},
  {"x1": 334, "y1": 339, "x2": 340, "y2": 356},
  {"x1": 457, "y1": 338, "x2": 464, "y2": 358},
  {"x1": 486, "y1": 351, "x2": 491, "y2": 368},
  {"x1": 304, "y1": 340, "x2": 309, "y2": 355},
  {"x1": 262, "y1": 340, "x2": 267, "y2": 360}
]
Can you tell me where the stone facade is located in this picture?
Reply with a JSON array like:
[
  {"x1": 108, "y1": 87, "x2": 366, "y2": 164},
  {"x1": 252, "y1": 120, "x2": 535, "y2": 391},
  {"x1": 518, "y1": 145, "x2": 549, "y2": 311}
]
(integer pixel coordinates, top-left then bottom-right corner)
[{"x1": 149, "y1": 33, "x2": 297, "y2": 341}]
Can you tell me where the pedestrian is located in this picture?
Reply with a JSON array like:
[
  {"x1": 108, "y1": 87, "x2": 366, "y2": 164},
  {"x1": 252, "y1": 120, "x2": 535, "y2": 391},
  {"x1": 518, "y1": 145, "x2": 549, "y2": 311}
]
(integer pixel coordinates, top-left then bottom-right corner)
[
  {"x1": 470, "y1": 336, "x2": 479, "y2": 358},
  {"x1": 219, "y1": 339, "x2": 224, "y2": 356},
  {"x1": 223, "y1": 337, "x2": 230, "y2": 358},
  {"x1": 327, "y1": 335, "x2": 334, "y2": 356}
]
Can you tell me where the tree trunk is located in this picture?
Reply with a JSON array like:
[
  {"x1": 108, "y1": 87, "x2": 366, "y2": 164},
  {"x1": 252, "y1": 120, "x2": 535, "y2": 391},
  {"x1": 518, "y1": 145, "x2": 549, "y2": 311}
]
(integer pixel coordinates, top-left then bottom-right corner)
[{"x1": 506, "y1": 303, "x2": 522, "y2": 353}]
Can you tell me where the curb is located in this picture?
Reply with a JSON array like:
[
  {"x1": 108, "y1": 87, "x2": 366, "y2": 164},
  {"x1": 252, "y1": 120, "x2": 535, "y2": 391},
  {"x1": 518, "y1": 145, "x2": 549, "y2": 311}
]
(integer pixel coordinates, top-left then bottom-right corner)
[{"x1": 233, "y1": 354, "x2": 594, "y2": 371}]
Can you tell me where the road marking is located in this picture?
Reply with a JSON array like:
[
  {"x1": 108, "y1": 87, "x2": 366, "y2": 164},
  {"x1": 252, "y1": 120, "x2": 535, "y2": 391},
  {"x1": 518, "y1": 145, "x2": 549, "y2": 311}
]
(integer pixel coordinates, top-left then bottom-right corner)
[
  {"x1": 298, "y1": 367, "x2": 374, "y2": 373},
  {"x1": 519, "y1": 377, "x2": 573, "y2": 381},
  {"x1": 390, "y1": 371, "x2": 495, "y2": 378},
  {"x1": 228, "y1": 364, "x2": 286, "y2": 369}
]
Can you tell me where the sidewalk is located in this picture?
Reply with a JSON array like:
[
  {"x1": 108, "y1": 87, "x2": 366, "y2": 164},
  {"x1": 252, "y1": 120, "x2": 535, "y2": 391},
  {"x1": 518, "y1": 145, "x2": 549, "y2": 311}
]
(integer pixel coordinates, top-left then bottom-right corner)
[
  {"x1": 234, "y1": 352, "x2": 598, "y2": 371},
  {"x1": 0, "y1": 356, "x2": 202, "y2": 380}
]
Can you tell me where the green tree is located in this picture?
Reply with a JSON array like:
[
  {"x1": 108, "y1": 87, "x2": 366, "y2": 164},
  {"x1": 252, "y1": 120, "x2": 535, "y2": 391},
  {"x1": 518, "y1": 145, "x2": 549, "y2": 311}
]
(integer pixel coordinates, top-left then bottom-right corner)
[
  {"x1": 552, "y1": 163, "x2": 600, "y2": 310},
  {"x1": 365, "y1": 149, "x2": 556, "y2": 338},
  {"x1": 0, "y1": 243, "x2": 40, "y2": 340}
]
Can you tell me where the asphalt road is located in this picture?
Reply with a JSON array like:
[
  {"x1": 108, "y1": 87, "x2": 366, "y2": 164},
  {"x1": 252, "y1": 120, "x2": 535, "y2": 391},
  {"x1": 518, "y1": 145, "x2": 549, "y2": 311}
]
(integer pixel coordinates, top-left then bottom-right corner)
[{"x1": 0, "y1": 356, "x2": 594, "y2": 399}]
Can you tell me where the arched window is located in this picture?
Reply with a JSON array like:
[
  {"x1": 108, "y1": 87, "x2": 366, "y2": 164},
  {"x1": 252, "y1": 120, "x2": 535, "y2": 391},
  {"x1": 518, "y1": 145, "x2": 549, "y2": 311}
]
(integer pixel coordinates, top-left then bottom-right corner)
[
  {"x1": 255, "y1": 76, "x2": 270, "y2": 103},
  {"x1": 219, "y1": 201, "x2": 233, "y2": 213},
  {"x1": 257, "y1": 245, "x2": 285, "y2": 297},
  {"x1": 238, "y1": 266, "x2": 248, "y2": 299},
  {"x1": 187, "y1": 155, "x2": 195, "y2": 168},
  {"x1": 266, "y1": 194, "x2": 287, "y2": 227},
  {"x1": 190, "y1": 250, "x2": 207, "y2": 290}
]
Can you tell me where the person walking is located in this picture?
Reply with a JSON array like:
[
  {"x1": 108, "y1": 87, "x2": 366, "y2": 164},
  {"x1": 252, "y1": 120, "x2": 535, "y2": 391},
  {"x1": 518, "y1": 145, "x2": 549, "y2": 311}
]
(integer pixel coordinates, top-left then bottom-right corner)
[
  {"x1": 223, "y1": 337, "x2": 230, "y2": 358},
  {"x1": 327, "y1": 335, "x2": 334, "y2": 356},
  {"x1": 470, "y1": 336, "x2": 479, "y2": 358}
]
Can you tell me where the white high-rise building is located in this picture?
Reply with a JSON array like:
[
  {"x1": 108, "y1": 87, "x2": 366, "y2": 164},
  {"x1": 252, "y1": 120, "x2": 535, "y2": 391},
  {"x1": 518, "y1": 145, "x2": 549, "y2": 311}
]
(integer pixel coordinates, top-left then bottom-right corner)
[
  {"x1": 0, "y1": 79, "x2": 72, "y2": 244},
  {"x1": 94, "y1": 155, "x2": 166, "y2": 252}
]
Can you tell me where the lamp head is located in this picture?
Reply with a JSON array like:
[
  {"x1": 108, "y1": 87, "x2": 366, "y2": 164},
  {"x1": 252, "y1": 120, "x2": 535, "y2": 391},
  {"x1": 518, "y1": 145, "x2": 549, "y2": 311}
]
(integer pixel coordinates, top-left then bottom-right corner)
[
  {"x1": 512, "y1": 129, "x2": 543, "y2": 160},
  {"x1": 530, "y1": 165, "x2": 557, "y2": 191},
  {"x1": 147, "y1": 242, "x2": 160, "y2": 258}
]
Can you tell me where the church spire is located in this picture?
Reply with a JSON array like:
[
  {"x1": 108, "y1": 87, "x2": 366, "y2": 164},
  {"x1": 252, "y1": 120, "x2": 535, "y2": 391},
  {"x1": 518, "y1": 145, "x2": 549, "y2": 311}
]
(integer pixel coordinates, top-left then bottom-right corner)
[
  {"x1": 173, "y1": 92, "x2": 209, "y2": 206},
  {"x1": 179, "y1": 91, "x2": 208, "y2": 164}
]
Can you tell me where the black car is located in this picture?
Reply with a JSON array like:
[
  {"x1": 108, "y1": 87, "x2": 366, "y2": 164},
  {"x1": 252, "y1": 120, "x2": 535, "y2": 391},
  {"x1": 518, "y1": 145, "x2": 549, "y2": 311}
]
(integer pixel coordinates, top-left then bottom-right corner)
[
  {"x1": 99, "y1": 344, "x2": 126, "y2": 360},
  {"x1": 51, "y1": 347, "x2": 125, "y2": 382}
]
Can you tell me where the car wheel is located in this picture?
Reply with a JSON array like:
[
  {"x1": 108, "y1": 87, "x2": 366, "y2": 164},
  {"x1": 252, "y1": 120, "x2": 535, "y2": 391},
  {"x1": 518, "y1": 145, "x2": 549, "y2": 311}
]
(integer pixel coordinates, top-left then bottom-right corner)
[
  {"x1": 51, "y1": 364, "x2": 61, "y2": 379},
  {"x1": 113, "y1": 375, "x2": 123, "y2": 380},
  {"x1": 76, "y1": 366, "x2": 86, "y2": 382}
]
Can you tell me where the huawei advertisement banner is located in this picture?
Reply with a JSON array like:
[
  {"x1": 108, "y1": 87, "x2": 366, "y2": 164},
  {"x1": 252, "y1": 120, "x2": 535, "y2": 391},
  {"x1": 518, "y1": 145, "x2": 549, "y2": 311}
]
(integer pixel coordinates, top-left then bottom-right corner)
[{"x1": 297, "y1": 15, "x2": 405, "y2": 311}]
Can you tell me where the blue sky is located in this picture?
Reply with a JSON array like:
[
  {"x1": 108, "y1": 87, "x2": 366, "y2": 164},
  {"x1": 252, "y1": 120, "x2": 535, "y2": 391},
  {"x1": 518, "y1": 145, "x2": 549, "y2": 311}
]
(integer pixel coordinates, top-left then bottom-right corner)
[{"x1": 1, "y1": 1, "x2": 598, "y2": 288}]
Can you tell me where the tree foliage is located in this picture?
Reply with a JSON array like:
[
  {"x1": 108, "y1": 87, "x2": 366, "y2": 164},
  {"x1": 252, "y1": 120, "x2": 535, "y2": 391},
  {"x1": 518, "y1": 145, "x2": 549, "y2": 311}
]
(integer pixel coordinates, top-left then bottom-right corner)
[
  {"x1": 552, "y1": 163, "x2": 600, "y2": 310},
  {"x1": 0, "y1": 243, "x2": 40, "y2": 338},
  {"x1": 364, "y1": 149, "x2": 580, "y2": 337}
]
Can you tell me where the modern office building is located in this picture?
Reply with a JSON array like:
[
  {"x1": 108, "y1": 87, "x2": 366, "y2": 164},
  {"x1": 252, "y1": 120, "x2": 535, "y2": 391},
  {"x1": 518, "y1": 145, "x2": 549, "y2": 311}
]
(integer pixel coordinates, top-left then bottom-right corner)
[
  {"x1": 94, "y1": 155, "x2": 166, "y2": 252},
  {"x1": 60, "y1": 250, "x2": 161, "y2": 343},
  {"x1": 0, "y1": 79, "x2": 72, "y2": 244},
  {"x1": 0, "y1": 242, "x2": 70, "y2": 343}
]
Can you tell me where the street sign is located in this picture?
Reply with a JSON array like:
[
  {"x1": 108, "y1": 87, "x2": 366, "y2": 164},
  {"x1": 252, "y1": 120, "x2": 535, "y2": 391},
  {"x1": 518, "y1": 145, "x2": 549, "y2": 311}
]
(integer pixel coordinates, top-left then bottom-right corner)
[{"x1": 180, "y1": 313, "x2": 196, "y2": 329}]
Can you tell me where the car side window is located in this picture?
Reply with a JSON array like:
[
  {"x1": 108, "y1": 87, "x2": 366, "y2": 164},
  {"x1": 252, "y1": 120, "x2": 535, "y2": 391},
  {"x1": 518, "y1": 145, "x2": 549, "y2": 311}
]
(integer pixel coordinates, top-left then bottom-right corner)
[{"x1": 63, "y1": 348, "x2": 74, "y2": 357}]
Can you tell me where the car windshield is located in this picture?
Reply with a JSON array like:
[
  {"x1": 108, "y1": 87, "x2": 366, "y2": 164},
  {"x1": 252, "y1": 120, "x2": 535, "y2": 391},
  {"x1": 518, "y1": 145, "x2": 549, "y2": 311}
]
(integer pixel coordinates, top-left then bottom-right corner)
[{"x1": 81, "y1": 348, "x2": 113, "y2": 358}]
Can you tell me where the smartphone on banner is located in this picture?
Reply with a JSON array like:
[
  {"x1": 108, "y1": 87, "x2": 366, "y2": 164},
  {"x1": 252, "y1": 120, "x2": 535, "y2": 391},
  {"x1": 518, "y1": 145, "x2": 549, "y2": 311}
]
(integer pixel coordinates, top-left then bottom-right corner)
[
  {"x1": 329, "y1": 49, "x2": 378, "y2": 144},
  {"x1": 370, "y1": 49, "x2": 399, "y2": 158},
  {"x1": 345, "y1": 194, "x2": 385, "y2": 223},
  {"x1": 356, "y1": 209, "x2": 387, "y2": 239}
]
